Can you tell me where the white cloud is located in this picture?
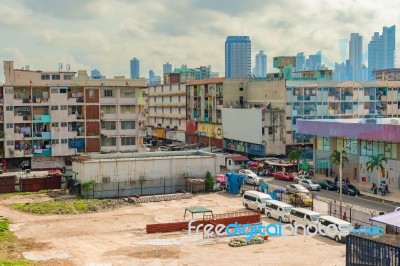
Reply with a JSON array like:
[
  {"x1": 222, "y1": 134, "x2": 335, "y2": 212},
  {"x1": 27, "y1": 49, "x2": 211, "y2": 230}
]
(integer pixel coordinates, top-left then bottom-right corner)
[{"x1": 0, "y1": 0, "x2": 399, "y2": 81}]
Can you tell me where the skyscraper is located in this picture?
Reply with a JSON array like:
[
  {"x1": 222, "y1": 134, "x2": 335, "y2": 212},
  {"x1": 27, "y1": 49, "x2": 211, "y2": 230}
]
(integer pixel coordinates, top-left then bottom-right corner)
[
  {"x1": 296, "y1": 52, "x2": 305, "y2": 71},
  {"x1": 130, "y1": 58, "x2": 139, "y2": 79},
  {"x1": 255, "y1": 50, "x2": 267, "y2": 77},
  {"x1": 349, "y1": 33, "x2": 363, "y2": 80},
  {"x1": 225, "y1": 36, "x2": 251, "y2": 78},
  {"x1": 163, "y1": 62, "x2": 172, "y2": 75},
  {"x1": 368, "y1": 25, "x2": 396, "y2": 78}
]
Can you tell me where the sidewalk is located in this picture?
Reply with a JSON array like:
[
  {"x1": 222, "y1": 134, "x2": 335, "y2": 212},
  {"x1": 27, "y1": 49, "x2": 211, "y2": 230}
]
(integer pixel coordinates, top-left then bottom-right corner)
[{"x1": 312, "y1": 173, "x2": 400, "y2": 205}]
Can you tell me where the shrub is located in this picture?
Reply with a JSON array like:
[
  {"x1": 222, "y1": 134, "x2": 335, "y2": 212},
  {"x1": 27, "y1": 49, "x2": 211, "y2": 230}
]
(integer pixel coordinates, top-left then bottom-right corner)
[{"x1": 205, "y1": 171, "x2": 215, "y2": 192}]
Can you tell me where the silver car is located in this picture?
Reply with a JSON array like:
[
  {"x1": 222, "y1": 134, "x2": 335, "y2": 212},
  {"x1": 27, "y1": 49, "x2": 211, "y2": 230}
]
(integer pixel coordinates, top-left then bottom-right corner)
[
  {"x1": 286, "y1": 184, "x2": 310, "y2": 194},
  {"x1": 298, "y1": 179, "x2": 321, "y2": 191}
]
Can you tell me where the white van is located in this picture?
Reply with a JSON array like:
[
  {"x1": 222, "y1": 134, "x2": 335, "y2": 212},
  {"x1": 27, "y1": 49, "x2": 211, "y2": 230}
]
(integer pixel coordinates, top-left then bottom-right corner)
[
  {"x1": 289, "y1": 208, "x2": 321, "y2": 229},
  {"x1": 264, "y1": 200, "x2": 293, "y2": 222},
  {"x1": 318, "y1": 215, "x2": 353, "y2": 243},
  {"x1": 242, "y1": 190, "x2": 272, "y2": 212}
]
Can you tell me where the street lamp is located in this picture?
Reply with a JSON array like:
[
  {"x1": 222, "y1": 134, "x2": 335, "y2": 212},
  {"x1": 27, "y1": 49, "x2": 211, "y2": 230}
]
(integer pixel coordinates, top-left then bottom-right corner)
[{"x1": 339, "y1": 141, "x2": 357, "y2": 219}]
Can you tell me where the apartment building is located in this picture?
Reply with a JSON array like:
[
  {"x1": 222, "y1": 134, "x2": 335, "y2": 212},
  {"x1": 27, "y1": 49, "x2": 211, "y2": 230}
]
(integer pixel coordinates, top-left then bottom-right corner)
[
  {"x1": 220, "y1": 78, "x2": 400, "y2": 156},
  {"x1": 147, "y1": 83, "x2": 186, "y2": 145},
  {"x1": 186, "y1": 78, "x2": 224, "y2": 148},
  {"x1": 2, "y1": 61, "x2": 147, "y2": 172}
]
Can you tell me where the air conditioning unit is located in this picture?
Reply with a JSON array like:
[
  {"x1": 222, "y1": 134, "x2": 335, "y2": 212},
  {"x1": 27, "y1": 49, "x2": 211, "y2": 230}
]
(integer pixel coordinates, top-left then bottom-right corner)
[
  {"x1": 102, "y1": 176, "x2": 110, "y2": 183},
  {"x1": 25, "y1": 169, "x2": 31, "y2": 173}
]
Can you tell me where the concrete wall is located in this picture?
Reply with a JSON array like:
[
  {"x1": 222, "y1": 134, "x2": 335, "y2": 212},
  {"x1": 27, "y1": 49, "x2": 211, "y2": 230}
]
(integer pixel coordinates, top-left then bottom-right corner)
[{"x1": 73, "y1": 153, "x2": 220, "y2": 184}]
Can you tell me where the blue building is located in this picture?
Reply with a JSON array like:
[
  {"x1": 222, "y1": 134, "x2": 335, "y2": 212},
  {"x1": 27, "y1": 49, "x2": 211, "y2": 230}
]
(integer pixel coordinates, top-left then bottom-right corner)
[
  {"x1": 90, "y1": 69, "x2": 105, "y2": 79},
  {"x1": 163, "y1": 62, "x2": 172, "y2": 75},
  {"x1": 368, "y1": 25, "x2": 396, "y2": 78},
  {"x1": 255, "y1": 50, "x2": 267, "y2": 77},
  {"x1": 225, "y1": 36, "x2": 251, "y2": 78},
  {"x1": 130, "y1": 58, "x2": 140, "y2": 79}
]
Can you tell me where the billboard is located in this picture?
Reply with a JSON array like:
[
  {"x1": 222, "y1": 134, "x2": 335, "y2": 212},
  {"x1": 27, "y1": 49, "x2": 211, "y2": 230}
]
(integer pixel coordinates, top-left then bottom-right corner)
[
  {"x1": 197, "y1": 123, "x2": 223, "y2": 139},
  {"x1": 221, "y1": 108, "x2": 263, "y2": 144}
]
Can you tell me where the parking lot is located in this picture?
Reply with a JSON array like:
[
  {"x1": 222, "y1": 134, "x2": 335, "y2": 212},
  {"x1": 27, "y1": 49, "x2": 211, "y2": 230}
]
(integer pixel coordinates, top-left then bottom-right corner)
[{"x1": 0, "y1": 192, "x2": 346, "y2": 265}]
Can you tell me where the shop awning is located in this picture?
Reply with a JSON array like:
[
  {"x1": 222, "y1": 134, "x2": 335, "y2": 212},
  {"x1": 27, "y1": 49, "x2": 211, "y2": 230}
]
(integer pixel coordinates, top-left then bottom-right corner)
[
  {"x1": 231, "y1": 156, "x2": 249, "y2": 162},
  {"x1": 369, "y1": 211, "x2": 400, "y2": 228}
]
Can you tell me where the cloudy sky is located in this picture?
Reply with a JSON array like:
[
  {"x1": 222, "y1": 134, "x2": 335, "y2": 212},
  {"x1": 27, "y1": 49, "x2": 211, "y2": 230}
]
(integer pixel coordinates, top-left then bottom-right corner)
[{"x1": 0, "y1": 0, "x2": 399, "y2": 82}]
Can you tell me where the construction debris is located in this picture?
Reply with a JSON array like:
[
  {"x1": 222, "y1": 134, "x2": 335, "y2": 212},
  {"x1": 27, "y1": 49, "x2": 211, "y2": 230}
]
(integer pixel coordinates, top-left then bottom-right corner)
[{"x1": 124, "y1": 193, "x2": 193, "y2": 204}]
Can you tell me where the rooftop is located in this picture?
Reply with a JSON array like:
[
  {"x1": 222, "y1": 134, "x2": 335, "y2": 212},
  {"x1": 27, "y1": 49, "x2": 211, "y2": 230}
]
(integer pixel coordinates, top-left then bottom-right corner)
[{"x1": 72, "y1": 150, "x2": 215, "y2": 162}]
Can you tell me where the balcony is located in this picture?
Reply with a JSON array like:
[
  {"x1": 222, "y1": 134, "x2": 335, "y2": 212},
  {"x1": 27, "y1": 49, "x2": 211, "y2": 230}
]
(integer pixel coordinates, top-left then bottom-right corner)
[
  {"x1": 33, "y1": 148, "x2": 52, "y2": 157},
  {"x1": 32, "y1": 131, "x2": 51, "y2": 140},
  {"x1": 33, "y1": 115, "x2": 51, "y2": 123},
  {"x1": 13, "y1": 149, "x2": 33, "y2": 157}
]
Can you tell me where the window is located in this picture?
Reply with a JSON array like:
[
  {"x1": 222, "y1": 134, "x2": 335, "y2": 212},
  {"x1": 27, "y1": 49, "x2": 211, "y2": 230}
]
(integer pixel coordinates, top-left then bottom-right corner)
[
  {"x1": 52, "y1": 74, "x2": 60, "y2": 80},
  {"x1": 52, "y1": 122, "x2": 59, "y2": 127},
  {"x1": 61, "y1": 122, "x2": 67, "y2": 127},
  {"x1": 64, "y1": 75, "x2": 74, "y2": 80},
  {"x1": 60, "y1": 88, "x2": 67, "y2": 93},
  {"x1": 101, "y1": 137, "x2": 116, "y2": 146},
  {"x1": 120, "y1": 89, "x2": 135, "y2": 98},
  {"x1": 51, "y1": 88, "x2": 58, "y2": 93},
  {"x1": 120, "y1": 105, "x2": 135, "y2": 114},
  {"x1": 101, "y1": 105, "x2": 116, "y2": 114},
  {"x1": 103, "y1": 89, "x2": 113, "y2": 97},
  {"x1": 121, "y1": 121, "x2": 135, "y2": 130},
  {"x1": 6, "y1": 123, "x2": 13, "y2": 128},
  {"x1": 51, "y1": 106, "x2": 58, "y2": 111},
  {"x1": 101, "y1": 121, "x2": 116, "y2": 130},
  {"x1": 51, "y1": 139, "x2": 59, "y2": 145},
  {"x1": 154, "y1": 97, "x2": 156, "y2": 103},
  {"x1": 121, "y1": 137, "x2": 136, "y2": 146},
  {"x1": 41, "y1": 74, "x2": 50, "y2": 80},
  {"x1": 61, "y1": 139, "x2": 68, "y2": 144},
  {"x1": 61, "y1": 105, "x2": 67, "y2": 110},
  {"x1": 6, "y1": 140, "x2": 13, "y2": 146},
  {"x1": 89, "y1": 89, "x2": 95, "y2": 98},
  {"x1": 6, "y1": 106, "x2": 13, "y2": 111}
]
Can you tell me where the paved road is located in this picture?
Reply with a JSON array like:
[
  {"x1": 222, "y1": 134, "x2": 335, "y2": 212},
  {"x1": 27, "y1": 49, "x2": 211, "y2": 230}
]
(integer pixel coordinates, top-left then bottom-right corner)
[{"x1": 265, "y1": 178, "x2": 398, "y2": 213}]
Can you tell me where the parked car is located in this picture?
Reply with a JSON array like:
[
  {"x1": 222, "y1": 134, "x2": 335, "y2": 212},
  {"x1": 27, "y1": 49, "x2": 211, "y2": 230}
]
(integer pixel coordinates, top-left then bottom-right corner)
[
  {"x1": 273, "y1": 171, "x2": 294, "y2": 182},
  {"x1": 289, "y1": 193, "x2": 313, "y2": 207},
  {"x1": 294, "y1": 175, "x2": 311, "y2": 184},
  {"x1": 298, "y1": 179, "x2": 321, "y2": 191},
  {"x1": 239, "y1": 169, "x2": 262, "y2": 185},
  {"x1": 395, "y1": 207, "x2": 400, "y2": 212},
  {"x1": 156, "y1": 146, "x2": 168, "y2": 151},
  {"x1": 286, "y1": 184, "x2": 310, "y2": 194},
  {"x1": 337, "y1": 183, "x2": 360, "y2": 196},
  {"x1": 242, "y1": 190, "x2": 272, "y2": 212},
  {"x1": 317, "y1": 179, "x2": 337, "y2": 191}
]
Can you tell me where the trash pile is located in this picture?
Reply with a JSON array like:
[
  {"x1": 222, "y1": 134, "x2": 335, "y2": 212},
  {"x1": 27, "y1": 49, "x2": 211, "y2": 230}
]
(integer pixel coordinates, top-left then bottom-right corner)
[{"x1": 228, "y1": 236, "x2": 265, "y2": 247}]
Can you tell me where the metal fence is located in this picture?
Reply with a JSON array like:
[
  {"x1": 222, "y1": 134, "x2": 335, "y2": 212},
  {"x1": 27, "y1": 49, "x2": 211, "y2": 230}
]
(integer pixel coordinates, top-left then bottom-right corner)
[
  {"x1": 346, "y1": 234, "x2": 400, "y2": 266},
  {"x1": 264, "y1": 183, "x2": 381, "y2": 229},
  {"x1": 81, "y1": 177, "x2": 201, "y2": 199}
]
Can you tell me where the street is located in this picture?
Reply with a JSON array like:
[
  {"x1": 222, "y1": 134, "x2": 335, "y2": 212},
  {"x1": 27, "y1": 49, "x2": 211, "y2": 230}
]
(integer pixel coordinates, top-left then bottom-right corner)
[{"x1": 266, "y1": 178, "x2": 398, "y2": 213}]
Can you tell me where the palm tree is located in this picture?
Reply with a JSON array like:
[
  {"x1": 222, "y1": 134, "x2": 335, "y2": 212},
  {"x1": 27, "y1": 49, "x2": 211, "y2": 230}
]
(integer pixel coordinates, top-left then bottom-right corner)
[
  {"x1": 366, "y1": 154, "x2": 387, "y2": 183},
  {"x1": 288, "y1": 149, "x2": 302, "y2": 171},
  {"x1": 330, "y1": 149, "x2": 349, "y2": 170}
]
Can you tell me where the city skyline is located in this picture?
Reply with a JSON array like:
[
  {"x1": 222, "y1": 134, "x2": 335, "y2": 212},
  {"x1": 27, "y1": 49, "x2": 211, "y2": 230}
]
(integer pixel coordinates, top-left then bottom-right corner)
[{"x1": 0, "y1": 0, "x2": 400, "y2": 82}]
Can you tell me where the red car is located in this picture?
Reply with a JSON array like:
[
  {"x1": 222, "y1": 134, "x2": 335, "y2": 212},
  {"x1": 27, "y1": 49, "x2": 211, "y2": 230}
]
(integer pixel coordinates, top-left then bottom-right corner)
[{"x1": 272, "y1": 171, "x2": 294, "y2": 181}]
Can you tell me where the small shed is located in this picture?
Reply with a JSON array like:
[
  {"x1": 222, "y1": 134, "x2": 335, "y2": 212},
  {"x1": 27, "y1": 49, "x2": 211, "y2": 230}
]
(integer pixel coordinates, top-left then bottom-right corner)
[
  {"x1": 185, "y1": 178, "x2": 205, "y2": 193},
  {"x1": 183, "y1": 206, "x2": 214, "y2": 220}
]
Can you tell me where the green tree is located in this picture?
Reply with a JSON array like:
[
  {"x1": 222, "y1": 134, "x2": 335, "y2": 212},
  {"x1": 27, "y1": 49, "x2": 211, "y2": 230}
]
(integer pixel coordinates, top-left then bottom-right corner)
[
  {"x1": 330, "y1": 149, "x2": 349, "y2": 169},
  {"x1": 205, "y1": 171, "x2": 215, "y2": 192},
  {"x1": 366, "y1": 154, "x2": 387, "y2": 182},
  {"x1": 288, "y1": 149, "x2": 302, "y2": 170}
]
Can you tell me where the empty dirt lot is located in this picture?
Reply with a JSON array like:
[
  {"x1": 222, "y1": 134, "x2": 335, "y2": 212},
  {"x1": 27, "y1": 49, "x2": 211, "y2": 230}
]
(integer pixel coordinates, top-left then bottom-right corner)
[{"x1": 0, "y1": 193, "x2": 346, "y2": 265}]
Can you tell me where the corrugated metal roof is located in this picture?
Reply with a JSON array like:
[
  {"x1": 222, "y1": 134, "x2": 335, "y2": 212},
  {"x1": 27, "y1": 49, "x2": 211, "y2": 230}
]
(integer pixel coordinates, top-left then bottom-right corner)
[{"x1": 370, "y1": 211, "x2": 400, "y2": 228}]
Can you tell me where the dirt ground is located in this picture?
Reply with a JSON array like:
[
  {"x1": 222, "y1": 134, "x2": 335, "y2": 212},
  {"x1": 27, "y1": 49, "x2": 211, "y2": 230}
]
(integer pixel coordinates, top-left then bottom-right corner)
[{"x1": 0, "y1": 193, "x2": 346, "y2": 266}]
